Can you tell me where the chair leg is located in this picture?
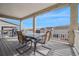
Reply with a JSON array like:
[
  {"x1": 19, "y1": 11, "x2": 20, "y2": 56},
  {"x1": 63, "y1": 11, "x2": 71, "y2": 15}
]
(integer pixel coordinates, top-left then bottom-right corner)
[
  {"x1": 16, "y1": 44, "x2": 26, "y2": 54},
  {"x1": 42, "y1": 45, "x2": 51, "y2": 50},
  {"x1": 34, "y1": 44, "x2": 51, "y2": 56},
  {"x1": 36, "y1": 51, "x2": 46, "y2": 56},
  {"x1": 17, "y1": 44, "x2": 26, "y2": 49},
  {"x1": 16, "y1": 41, "x2": 32, "y2": 54}
]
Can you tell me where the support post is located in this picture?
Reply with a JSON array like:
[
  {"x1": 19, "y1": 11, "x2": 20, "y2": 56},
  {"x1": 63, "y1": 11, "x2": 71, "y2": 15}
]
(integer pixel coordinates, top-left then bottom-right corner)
[
  {"x1": 33, "y1": 16, "x2": 36, "y2": 33},
  {"x1": 1, "y1": 26, "x2": 3, "y2": 39},
  {"x1": 19, "y1": 20, "x2": 22, "y2": 31},
  {"x1": 69, "y1": 4, "x2": 78, "y2": 46}
]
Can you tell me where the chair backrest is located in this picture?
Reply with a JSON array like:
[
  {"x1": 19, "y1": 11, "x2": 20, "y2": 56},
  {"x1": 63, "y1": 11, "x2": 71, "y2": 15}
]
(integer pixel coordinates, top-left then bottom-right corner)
[
  {"x1": 17, "y1": 31, "x2": 25, "y2": 44},
  {"x1": 43, "y1": 30, "x2": 51, "y2": 44}
]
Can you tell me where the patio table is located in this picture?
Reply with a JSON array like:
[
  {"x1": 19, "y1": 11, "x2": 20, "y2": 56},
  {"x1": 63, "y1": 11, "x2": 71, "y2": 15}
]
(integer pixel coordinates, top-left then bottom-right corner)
[
  {"x1": 25, "y1": 33, "x2": 45, "y2": 38},
  {"x1": 23, "y1": 32, "x2": 45, "y2": 55}
]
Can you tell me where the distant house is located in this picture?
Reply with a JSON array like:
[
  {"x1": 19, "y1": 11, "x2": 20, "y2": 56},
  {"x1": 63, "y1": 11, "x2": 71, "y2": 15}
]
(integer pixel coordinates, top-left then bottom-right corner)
[{"x1": 0, "y1": 19, "x2": 19, "y2": 37}]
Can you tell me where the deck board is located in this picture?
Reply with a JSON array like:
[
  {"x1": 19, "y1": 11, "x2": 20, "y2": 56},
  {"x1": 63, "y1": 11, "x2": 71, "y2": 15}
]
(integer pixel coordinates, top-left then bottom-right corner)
[
  {"x1": 0, "y1": 37, "x2": 75, "y2": 56},
  {"x1": 0, "y1": 38, "x2": 14, "y2": 56}
]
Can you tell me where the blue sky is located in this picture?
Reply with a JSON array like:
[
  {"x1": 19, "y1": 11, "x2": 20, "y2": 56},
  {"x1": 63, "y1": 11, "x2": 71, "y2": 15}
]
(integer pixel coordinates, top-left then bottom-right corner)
[
  {"x1": 22, "y1": 6, "x2": 70, "y2": 28},
  {"x1": 5, "y1": 5, "x2": 79, "y2": 29}
]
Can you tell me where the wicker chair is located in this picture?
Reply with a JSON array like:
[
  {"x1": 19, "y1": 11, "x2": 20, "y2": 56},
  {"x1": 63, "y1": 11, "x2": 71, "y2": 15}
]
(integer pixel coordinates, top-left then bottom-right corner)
[
  {"x1": 16, "y1": 31, "x2": 32, "y2": 54},
  {"x1": 35, "y1": 30, "x2": 52, "y2": 55},
  {"x1": 38, "y1": 30, "x2": 51, "y2": 44}
]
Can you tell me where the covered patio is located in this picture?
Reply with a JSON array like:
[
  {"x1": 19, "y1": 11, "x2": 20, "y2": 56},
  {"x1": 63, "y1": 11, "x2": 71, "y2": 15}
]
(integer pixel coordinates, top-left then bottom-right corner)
[{"x1": 0, "y1": 3, "x2": 78, "y2": 56}]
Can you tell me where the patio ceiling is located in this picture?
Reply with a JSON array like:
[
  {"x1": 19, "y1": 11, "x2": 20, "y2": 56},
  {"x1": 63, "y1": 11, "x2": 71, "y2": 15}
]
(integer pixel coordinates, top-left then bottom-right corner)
[{"x1": 0, "y1": 3, "x2": 69, "y2": 20}]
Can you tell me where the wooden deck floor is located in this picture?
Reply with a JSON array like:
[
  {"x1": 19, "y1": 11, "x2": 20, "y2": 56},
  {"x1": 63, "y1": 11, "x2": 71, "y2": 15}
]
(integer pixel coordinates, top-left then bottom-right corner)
[{"x1": 0, "y1": 37, "x2": 75, "y2": 56}]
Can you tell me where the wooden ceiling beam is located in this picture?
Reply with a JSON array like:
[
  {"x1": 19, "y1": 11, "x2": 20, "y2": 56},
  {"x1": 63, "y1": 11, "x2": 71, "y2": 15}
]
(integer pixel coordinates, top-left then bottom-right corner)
[
  {"x1": 0, "y1": 14, "x2": 20, "y2": 20},
  {"x1": 0, "y1": 19, "x2": 19, "y2": 26}
]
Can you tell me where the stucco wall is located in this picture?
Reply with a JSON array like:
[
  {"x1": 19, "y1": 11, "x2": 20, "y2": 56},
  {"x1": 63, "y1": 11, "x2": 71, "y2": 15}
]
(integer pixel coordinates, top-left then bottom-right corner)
[{"x1": 74, "y1": 30, "x2": 79, "y2": 54}]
